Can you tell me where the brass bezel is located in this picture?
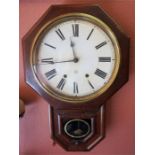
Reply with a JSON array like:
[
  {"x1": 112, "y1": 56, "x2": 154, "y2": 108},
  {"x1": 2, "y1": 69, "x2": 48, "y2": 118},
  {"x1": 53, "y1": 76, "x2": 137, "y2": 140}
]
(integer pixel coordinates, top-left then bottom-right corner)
[
  {"x1": 64, "y1": 119, "x2": 91, "y2": 139},
  {"x1": 30, "y1": 13, "x2": 121, "y2": 103}
]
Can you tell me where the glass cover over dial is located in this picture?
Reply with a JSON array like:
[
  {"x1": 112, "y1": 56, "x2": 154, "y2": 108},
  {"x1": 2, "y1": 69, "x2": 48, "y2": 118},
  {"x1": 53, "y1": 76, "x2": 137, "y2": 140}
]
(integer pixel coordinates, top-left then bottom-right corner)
[{"x1": 33, "y1": 14, "x2": 120, "y2": 102}]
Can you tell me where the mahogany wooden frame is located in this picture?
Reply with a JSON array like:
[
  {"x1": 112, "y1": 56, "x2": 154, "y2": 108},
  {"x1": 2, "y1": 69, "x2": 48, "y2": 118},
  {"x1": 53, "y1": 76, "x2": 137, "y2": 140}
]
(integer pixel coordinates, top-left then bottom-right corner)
[{"x1": 22, "y1": 4, "x2": 130, "y2": 151}]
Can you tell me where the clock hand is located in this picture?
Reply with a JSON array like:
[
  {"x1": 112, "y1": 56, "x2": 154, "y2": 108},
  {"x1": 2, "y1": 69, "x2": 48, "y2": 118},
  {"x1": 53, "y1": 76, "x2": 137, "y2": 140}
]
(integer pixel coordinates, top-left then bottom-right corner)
[
  {"x1": 70, "y1": 37, "x2": 78, "y2": 60},
  {"x1": 39, "y1": 59, "x2": 75, "y2": 65},
  {"x1": 52, "y1": 59, "x2": 75, "y2": 64}
]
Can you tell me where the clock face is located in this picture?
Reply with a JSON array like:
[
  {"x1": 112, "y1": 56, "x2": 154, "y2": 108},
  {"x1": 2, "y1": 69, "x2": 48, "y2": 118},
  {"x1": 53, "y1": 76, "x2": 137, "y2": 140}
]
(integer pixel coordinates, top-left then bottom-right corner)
[{"x1": 32, "y1": 14, "x2": 120, "y2": 102}]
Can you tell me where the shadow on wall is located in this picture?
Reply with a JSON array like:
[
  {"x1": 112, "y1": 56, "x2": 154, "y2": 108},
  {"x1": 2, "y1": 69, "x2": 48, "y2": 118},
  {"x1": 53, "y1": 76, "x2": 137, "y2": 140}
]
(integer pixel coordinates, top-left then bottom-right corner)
[
  {"x1": 105, "y1": 98, "x2": 115, "y2": 130},
  {"x1": 19, "y1": 84, "x2": 40, "y2": 105}
]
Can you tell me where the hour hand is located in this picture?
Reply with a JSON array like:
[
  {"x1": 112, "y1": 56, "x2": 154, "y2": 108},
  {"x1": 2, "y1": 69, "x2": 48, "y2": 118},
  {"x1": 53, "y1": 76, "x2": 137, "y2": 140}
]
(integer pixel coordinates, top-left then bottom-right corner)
[
  {"x1": 70, "y1": 37, "x2": 77, "y2": 59},
  {"x1": 70, "y1": 38, "x2": 74, "y2": 48}
]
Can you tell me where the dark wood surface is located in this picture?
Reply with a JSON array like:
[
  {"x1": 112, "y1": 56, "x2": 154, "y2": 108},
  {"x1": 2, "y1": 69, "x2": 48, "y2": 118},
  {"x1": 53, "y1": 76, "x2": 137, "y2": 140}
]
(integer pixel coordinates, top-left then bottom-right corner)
[
  {"x1": 49, "y1": 105, "x2": 105, "y2": 151},
  {"x1": 23, "y1": 4, "x2": 130, "y2": 109},
  {"x1": 22, "y1": 4, "x2": 130, "y2": 151}
]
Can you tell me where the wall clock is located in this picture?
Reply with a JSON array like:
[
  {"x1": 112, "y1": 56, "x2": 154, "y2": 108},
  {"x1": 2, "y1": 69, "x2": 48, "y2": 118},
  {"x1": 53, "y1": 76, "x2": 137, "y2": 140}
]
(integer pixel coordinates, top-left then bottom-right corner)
[{"x1": 22, "y1": 4, "x2": 129, "y2": 151}]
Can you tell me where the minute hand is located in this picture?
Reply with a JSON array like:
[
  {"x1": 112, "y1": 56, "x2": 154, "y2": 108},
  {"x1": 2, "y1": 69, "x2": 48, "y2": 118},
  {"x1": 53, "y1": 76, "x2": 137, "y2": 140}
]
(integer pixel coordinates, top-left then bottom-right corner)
[
  {"x1": 40, "y1": 59, "x2": 75, "y2": 65},
  {"x1": 52, "y1": 59, "x2": 75, "y2": 64}
]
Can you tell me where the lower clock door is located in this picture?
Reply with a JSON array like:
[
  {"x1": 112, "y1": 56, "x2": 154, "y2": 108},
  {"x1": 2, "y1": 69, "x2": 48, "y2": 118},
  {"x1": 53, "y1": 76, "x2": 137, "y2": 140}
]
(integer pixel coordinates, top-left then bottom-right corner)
[{"x1": 49, "y1": 105, "x2": 105, "y2": 151}]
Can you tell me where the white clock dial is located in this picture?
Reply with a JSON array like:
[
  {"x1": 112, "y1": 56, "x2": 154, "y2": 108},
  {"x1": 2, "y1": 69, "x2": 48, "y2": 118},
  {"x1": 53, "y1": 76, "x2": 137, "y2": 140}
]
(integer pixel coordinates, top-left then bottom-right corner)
[{"x1": 33, "y1": 15, "x2": 120, "y2": 101}]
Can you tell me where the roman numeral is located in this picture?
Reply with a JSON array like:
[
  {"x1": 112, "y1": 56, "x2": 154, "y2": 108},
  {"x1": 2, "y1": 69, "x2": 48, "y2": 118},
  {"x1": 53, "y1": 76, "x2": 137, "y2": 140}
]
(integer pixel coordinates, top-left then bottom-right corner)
[
  {"x1": 55, "y1": 29, "x2": 65, "y2": 40},
  {"x1": 88, "y1": 80, "x2": 94, "y2": 89},
  {"x1": 73, "y1": 82, "x2": 78, "y2": 94},
  {"x1": 41, "y1": 57, "x2": 53, "y2": 63},
  {"x1": 87, "y1": 28, "x2": 94, "y2": 40},
  {"x1": 95, "y1": 69, "x2": 107, "y2": 79},
  {"x1": 72, "y1": 24, "x2": 79, "y2": 37},
  {"x1": 45, "y1": 69, "x2": 57, "y2": 80},
  {"x1": 57, "y1": 78, "x2": 66, "y2": 90},
  {"x1": 99, "y1": 57, "x2": 111, "y2": 62},
  {"x1": 95, "y1": 41, "x2": 107, "y2": 49},
  {"x1": 44, "y1": 43, "x2": 56, "y2": 49}
]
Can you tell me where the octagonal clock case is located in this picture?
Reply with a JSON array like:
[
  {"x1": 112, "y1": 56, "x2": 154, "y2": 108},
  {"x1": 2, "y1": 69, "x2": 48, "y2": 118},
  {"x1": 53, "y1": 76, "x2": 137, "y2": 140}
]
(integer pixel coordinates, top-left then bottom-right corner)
[{"x1": 22, "y1": 5, "x2": 130, "y2": 151}]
